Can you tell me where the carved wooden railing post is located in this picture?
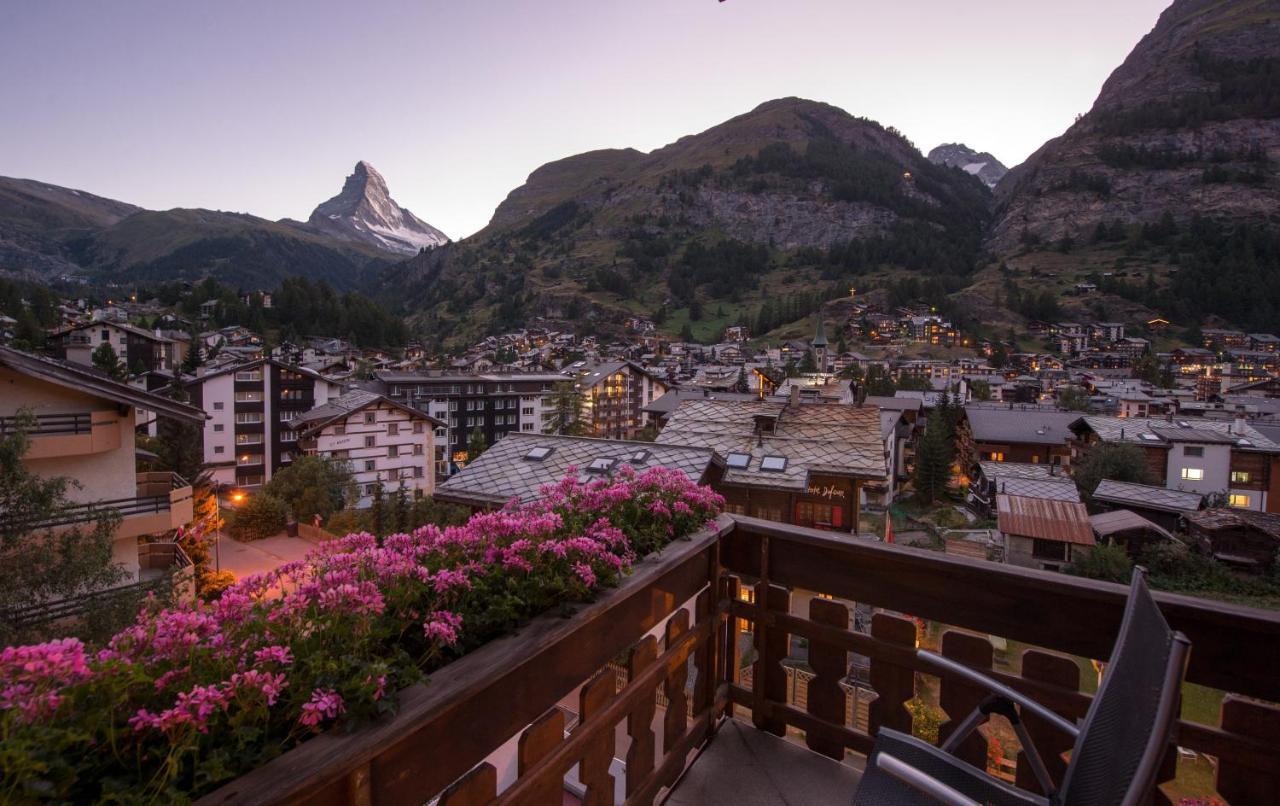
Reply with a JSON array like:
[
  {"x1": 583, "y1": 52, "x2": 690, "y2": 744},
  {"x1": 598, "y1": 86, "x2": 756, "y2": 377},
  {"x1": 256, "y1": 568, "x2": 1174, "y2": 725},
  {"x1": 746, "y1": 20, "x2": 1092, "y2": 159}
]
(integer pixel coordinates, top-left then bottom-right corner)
[
  {"x1": 721, "y1": 574, "x2": 742, "y2": 712},
  {"x1": 869, "y1": 612, "x2": 916, "y2": 736},
  {"x1": 578, "y1": 670, "x2": 617, "y2": 806},
  {"x1": 1217, "y1": 696, "x2": 1280, "y2": 804},
  {"x1": 624, "y1": 637, "x2": 657, "y2": 798},
  {"x1": 807, "y1": 598, "x2": 850, "y2": 759},
  {"x1": 754, "y1": 584, "x2": 790, "y2": 737},
  {"x1": 661, "y1": 609, "x2": 691, "y2": 788},
  {"x1": 1015, "y1": 650, "x2": 1079, "y2": 795},
  {"x1": 436, "y1": 763, "x2": 496, "y2": 806},
  {"x1": 518, "y1": 707, "x2": 565, "y2": 804},
  {"x1": 938, "y1": 631, "x2": 993, "y2": 769}
]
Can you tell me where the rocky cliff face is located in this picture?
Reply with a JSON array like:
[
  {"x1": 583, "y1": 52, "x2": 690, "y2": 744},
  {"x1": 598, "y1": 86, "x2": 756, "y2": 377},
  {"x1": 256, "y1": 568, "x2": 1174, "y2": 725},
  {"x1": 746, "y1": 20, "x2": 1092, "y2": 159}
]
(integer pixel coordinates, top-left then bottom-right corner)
[
  {"x1": 989, "y1": 0, "x2": 1280, "y2": 254},
  {"x1": 927, "y1": 143, "x2": 1008, "y2": 188},
  {"x1": 308, "y1": 161, "x2": 448, "y2": 255}
]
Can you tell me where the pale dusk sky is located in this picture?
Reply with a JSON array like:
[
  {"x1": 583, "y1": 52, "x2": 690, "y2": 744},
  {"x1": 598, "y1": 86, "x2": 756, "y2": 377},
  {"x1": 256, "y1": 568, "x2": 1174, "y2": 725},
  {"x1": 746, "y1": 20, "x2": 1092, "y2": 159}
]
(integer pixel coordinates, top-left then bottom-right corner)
[{"x1": 0, "y1": 0, "x2": 1170, "y2": 238}]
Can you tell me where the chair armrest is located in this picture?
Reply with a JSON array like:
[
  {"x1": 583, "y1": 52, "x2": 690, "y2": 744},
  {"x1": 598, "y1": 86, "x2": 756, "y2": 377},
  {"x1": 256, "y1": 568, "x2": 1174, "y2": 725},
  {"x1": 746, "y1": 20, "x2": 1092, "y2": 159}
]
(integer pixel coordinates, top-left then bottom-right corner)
[
  {"x1": 916, "y1": 649, "x2": 1079, "y2": 738},
  {"x1": 875, "y1": 752, "x2": 982, "y2": 806}
]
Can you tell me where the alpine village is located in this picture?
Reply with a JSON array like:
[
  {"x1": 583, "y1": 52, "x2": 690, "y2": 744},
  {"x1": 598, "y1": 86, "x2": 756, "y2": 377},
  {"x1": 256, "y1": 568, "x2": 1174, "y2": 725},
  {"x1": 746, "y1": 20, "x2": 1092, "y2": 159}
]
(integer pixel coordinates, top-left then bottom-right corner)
[{"x1": 2, "y1": 1, "x2": 1280, "y2": 804}]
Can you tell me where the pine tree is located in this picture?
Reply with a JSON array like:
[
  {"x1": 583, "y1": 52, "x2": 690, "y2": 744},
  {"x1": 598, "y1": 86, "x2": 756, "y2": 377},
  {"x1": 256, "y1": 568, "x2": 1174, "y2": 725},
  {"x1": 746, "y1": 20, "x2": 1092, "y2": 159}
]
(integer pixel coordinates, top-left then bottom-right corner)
[
  {"x1": 912, "y1": 410, "x2": 954, "y2": 504},
  {"x1": 91, "y1": 342, "x2": 127, "y2": 380},
  {"x1": 466, "y1": 427, "x2": 488, "y2": 462}
]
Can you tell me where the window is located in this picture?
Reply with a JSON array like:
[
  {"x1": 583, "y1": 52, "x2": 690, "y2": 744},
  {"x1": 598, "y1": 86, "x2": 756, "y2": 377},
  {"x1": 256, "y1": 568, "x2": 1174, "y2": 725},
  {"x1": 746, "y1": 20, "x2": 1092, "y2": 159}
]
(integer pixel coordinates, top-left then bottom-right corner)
[
  {"x1": 586, "y1": 457, "x2": 616, "y2": 474},
  {"x1": 1231, "y1": 471, "x2": 1251, "y2": 484},
  {"x1": 389, "y1": 422, "x2": 399, "y2": 436},
  {"x1": 213, "y1": 424, "x2": 224, "y2": 432},
  {"x1": 236, "y1": 453, "x2": 263, "y2": 466},
  {"x1": 413, "y1": 444, "x2": 424, "y2": 456},
  {"x1": 522, "y1": 407, "x2": 534, "y2": 416},
  {"x1": 101, "y1": 329, "x2": 109, "y2": 341},
  {"x1": 235, "y1": 412, "x2": 263, "y2": 424},
  {"x1": 1180, "y1": 468, "x2": 1204, "y2": 481},
  {"x1": 280, "y1": 389, "x2": 304, "y2": 402},
  {"x1": 414, "y1": 466, "x2": 424, "y2": 479},
  {"x1": 214, "y1": 446, "x2": 225, "y2": 454},
  {"x1": 1032, "y1": 539, "x2": 1067, "y2": 561},
  {"x1": 365, "y1": 483, "x2": 378, "y2": 496},
  {"x1": 234, "y1": 370, "x2": 262, "y2": 382},
  {"x1": 760, "y1": 455, "x2": 788, "y2": 472},
  {"x1": 983, "y1": 451, "x2": 1005, "y2": 462},
  {"x1": 525, "y1": 446, "x2": 554, "y2": 462},
  {"x1": 279, "y1": 411, "x2": 298, "y2": 422},
  {"x1": 627, "y1": 449, "x2": 650, "y2": 464},
  {"x1": 236, "y1": 433, "x2": 263, "y2": 445},
  {"x1": 1183, "y1": 446, "x2": 1204, "y2": 458},
  {"x1": 364, "y1": 460, "x2": 375, "y2": 472},
  {"x1": 213, "y1": 402, "x2": 224, "y2": 411},
  {"x1": 364, "y1": 412, "x2": 376, "y2": 425},
  {"x1": 234, "y1": 391, "x2": 262, "y2": 403},
  {"x1": 388, "y1": 445, "x2": 399, "y2": 458},
  {"x1": 726, "y1": 452, "x2": 750, "y2": 469},
  {"x1": 238, "y1": 474, "x2": 264, "y2": 486},
  {"x1": 1228, "y1": 493, "x2": 1251, "y2": 508},
  {"x1": 522, "y1": 423, "x2": 534, "y2": 431},
  {"x1": 795, "y1": 501, "x2": 841, "y2": 528},
  {"x1": 751, "y1": 506, "x2": 782, "y2": 522},
  {"x1": 334, "y1": 424, "x2": 345, "y2": 436},
  {"x1": 413, "y1": 422, "x2": 425, "y2": 434},
  {"x1": 364, "y1": 436, "x2": 376, "y2": 448},
  {"x1": 279, "y1": 430, "x2": 298, "y2": 442}
]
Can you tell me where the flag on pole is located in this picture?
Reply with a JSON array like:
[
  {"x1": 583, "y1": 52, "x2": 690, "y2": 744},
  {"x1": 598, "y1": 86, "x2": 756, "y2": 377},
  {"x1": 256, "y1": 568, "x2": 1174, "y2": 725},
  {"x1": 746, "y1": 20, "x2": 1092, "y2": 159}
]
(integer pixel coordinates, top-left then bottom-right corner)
[{"x1": 884, "y1": 515, "x2": 894, "y2": 544}]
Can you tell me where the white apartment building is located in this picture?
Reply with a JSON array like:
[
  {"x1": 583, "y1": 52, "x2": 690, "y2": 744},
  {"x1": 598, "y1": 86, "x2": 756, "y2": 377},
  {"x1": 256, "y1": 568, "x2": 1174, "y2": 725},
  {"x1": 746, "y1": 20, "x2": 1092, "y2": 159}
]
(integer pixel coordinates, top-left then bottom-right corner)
[{"x1": 294, "y1": 390, "x2": 445, "y2": 508}]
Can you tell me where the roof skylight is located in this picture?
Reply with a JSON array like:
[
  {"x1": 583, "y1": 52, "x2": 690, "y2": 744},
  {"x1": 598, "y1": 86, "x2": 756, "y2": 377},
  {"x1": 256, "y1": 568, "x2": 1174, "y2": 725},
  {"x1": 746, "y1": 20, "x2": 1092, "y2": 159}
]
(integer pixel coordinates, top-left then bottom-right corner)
[
  {"x1": 524, "y1": 446, "x2": 555, "y2": 461},
  {"x1": 760, "y1": 455, "x2": 788, "y2": 472},
  {"x1": 725, "y1": 452, "x2": 750, "y2": 469},
  {"x1": 586, "y1": 457, "x2": 617, "y2": 474}
]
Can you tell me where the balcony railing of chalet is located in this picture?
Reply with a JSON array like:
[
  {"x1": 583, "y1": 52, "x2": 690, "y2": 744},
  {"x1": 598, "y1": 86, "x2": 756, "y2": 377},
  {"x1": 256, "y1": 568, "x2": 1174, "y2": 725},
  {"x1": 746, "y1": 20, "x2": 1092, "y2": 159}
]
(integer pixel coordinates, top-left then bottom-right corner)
[
  {"x1": 199, "y1": 516, "x2": 1280, "y2": 806},
  {"x1": 2, "y1": 472, "x2": 188, "y2": 531},
  {"x1": 0, "y1": 412, "x2": 94, "y2": 437}
]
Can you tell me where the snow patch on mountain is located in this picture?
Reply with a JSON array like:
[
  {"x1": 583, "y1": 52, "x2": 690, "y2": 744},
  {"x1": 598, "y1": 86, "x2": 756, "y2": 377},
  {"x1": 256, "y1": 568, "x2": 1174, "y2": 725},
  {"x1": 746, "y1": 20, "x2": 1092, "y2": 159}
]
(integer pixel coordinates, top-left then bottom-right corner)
[
  {"x1": 307, "y1": 161, "x2": 448, "y2": 255},
  {"x1": 926, "y1": 144, "x2": 1008, "y2": 188}
]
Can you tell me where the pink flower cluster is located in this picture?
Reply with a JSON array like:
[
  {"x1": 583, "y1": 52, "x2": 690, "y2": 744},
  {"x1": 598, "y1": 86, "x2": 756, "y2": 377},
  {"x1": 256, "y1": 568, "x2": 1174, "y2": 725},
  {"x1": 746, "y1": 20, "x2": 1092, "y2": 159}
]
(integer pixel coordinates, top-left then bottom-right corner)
[{"x1": 0, "y1": 468, "x2": 723, "y2": 796}]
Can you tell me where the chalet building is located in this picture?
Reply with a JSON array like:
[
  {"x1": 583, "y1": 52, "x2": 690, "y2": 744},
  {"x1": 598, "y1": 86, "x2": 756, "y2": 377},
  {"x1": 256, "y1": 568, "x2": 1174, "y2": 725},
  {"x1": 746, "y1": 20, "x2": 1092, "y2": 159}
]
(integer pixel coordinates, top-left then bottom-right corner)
[
  {"x1": 955, "y1": 405, "x2": 1078, "y2": 470},
  {"x1": 1225, "y1": 377, "x2": 1280, "y2": 398},
  {"x1": 0, "y1": 346, "x2": 202, "y2": 581},
  {"x1": 1248, "y1": 333, "x2": 1280, "y2": 353},
  {"x1": 655, "y1": 391, "x2": 885, "y2": 533},
  {"x1": 1185, "y1": 508, "x2": 1280, "y2": 572},
  {"x1": 185, "y1": 359, "x2": 342, "y2": 490},
  {"x1": 1203, "y1": 329, "x2": 1249, "y2": 351},
  {"x1": 1090, "y1": 480, "x2": 1204, "y2": 533},
  {"x1": 294, "y1": 390, "x2": 444, "y2": 507},
  {"x1": 1089, "y1": 510, "x2": 1174, "y2": 559},
  {"x1": 967, "y1": 461, "x2": 1078, "y2": 519},
  {"x1": 433, "y1": 432, "x2": 716, "y2": 512},
  {"x1": 997, "y1": 494, "x2": 1094, "y2": 573},
  {"x1": 373, "y1": 371, "x2": 565, "y2": 466},
  {"x1": 573, "y1": 360, "x2": 670, "y2": 440},
  {"x1": 1069, "y1": 415, "x2": 1280, "y2": 513},
  {"x1": 50, "y1": 320, "x2": 178, "y2": 374}
]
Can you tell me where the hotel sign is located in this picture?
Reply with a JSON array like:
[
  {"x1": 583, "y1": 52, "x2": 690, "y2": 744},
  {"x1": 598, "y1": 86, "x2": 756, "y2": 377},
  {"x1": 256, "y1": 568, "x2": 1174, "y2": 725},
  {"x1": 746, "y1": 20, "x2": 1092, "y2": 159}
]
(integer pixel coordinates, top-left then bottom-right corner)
[{"x1": 805, "y1": 483, "x2": 847, "y2": 501}]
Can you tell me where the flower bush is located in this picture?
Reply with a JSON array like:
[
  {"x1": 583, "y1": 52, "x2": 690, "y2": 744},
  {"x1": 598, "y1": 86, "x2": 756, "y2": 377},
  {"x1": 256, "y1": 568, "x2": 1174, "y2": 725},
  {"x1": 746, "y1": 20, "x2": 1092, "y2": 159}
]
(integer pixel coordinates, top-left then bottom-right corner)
[{"x1": 0, "y1": 467, "x2": 722, "y2": 803}]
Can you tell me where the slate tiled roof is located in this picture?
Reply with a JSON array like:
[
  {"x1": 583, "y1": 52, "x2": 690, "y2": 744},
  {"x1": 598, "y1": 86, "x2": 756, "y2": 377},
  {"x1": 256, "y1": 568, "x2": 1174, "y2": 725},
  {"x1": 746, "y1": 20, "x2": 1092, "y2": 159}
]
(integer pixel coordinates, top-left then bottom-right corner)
[
  {"x1": 1092, "y1": 480, "x2": 1204, "y2": 514},
  {"x1": 292, "y1": 390, "x2": 442, "y2": 434},
  {"x1": 993, "y1": 478, "x2": 1080, "y2": 502},
  {"x1": 1073, "y1": 415, "x2": 1280, "y2": 453},
  {"x1": 1090, "y1": 510, "x2": 1174, "y2": 541},
  {"x1": 434, "y1": 433, "x2": 715, "y2": 507},
  {"x1": 1186, "y1": 508, "x2": 1280, "y2": 540},
  {"x1": 655, "y1": 399, "x2": 885, "y2": 491},
  {"x1": 964, "y1": 406, "x2": 1079, "y2": 446}
]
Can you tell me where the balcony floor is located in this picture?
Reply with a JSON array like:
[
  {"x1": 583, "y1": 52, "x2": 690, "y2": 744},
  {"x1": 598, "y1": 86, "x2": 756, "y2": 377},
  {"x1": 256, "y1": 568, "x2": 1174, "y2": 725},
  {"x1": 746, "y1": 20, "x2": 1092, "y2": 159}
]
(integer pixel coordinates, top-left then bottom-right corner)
[{"x1": 666, "y1": 718, "x2": 861, "y2": 806}]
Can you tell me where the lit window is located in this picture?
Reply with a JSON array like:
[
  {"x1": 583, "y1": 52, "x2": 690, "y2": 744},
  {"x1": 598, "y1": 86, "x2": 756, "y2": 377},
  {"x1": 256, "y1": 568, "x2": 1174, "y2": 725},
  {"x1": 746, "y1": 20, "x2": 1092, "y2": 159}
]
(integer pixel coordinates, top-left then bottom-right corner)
[
  {"x1": 726, "y1": 452, "x2": 750, "y2": 469},
  {"x1": 1228, "y1": 493, "x2": 1250, "y2": 508},
  {"x1": 760, "y1": 456, "x2": 788, "y2": 472},
  {"x1": 1180, "y1": 468, "x2": 1203, "y2": 481},
  {"x1": 1231, "y1": 471, "x2": 1251, "y2": 484}
]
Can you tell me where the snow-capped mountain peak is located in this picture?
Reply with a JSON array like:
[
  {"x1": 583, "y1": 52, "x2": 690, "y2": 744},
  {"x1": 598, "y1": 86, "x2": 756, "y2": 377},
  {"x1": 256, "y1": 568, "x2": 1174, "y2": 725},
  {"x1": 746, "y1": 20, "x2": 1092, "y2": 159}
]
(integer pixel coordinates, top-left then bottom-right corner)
[
  {"x1": 308, "y1": 161, "x2": 448, "y2": 255},
  {"x1": 926, "y1": 143, "x2": 1008, "y2": 189}
]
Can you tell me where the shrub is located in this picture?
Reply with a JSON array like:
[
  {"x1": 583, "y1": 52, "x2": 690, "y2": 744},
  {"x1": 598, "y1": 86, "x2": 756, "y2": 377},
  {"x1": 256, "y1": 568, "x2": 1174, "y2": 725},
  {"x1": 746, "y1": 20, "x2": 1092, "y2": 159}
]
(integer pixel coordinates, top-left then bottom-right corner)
[
  {"x1": 0, "y1": 468, "x2": 723, "y2": 801},
  {"x1": 1066, "y1": 542, "x2": 1133, "y2": 583},
  {"x1": 228, "y1": 494, "x2": 288, "y2": 540}
]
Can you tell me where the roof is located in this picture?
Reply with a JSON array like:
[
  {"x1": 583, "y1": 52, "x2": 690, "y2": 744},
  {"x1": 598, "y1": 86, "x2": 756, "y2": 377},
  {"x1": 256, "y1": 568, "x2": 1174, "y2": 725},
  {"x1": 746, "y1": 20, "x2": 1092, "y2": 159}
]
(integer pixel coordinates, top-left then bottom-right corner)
[
  {"x1": 1090, "y1": 510, "x2": 1174, "y2": 542},
  {"x1": 434, "y1": 433, "x2": 715, "y2": 507},
  {"x1": 863, "y1": 395, "x2": 922, "y2": 413},
  {"x1": 976, "y1": 461, "x2": 1060, "y2": 482},
  {"x1": 964, "y1": 406, "x2": 1079, "y2": 446},
  {"x1": 992, "y1": 477, "x2": 1080, "y2": 502},
  {"x1": 996, "y1": 495, "x2": 1094, "y2": 546},
  {"x1": 1072, "y1": 415, "x2": 1280, "y2": 452},
  {"x1": 655, "y1": 399, "x2": 886, "y2": 491},
  {"x1": 0, "y1": 346, "x2": 206, "y2": 424},
  {"x1": 1186, "y1": 508, "x2": 1280, "y2": 540},
  {"x1": 374, "y1": 371, "x2": 568, "y2": 383},
  {"x1": 292, "y1": 390, "x2": 444, "y2": 435},
  {"x1": 1091, "y1": 480, "x2": 1204, "y2": 514},
  {"x1": 54, "y1": 320, "x2": 174, "y2": 344},
  {"x1": 186, "y1": 357, "x2": 330, "y2": 386},
  {"x1": 641, "y1": 389, "x2": 759, "y2": 416}
]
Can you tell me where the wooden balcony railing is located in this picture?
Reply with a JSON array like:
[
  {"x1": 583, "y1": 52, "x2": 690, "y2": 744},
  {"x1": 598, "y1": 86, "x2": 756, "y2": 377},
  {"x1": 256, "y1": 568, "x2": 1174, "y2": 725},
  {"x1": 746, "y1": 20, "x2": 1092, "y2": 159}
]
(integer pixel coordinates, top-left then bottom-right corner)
[
  {"x1": 199, "y1": 516, "x2": 1280, "y2": 806},
  {"x1": 0, "y1": 412, "x2": 93, "y2": 437}
]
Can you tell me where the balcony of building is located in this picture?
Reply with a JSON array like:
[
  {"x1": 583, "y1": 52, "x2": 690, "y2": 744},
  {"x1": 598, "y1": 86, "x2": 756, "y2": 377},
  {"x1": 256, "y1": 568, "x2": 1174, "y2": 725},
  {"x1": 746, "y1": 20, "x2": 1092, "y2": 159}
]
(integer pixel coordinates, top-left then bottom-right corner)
[
  {"x1": 4, "y1": 472, "x2": 195, "y2": 540},
  {"x1": 198, "y1": 516, "x2": 1279, "y2": 806},
  {"x1": 1, "y1": 410, "x2": 125, "y2": 459}
]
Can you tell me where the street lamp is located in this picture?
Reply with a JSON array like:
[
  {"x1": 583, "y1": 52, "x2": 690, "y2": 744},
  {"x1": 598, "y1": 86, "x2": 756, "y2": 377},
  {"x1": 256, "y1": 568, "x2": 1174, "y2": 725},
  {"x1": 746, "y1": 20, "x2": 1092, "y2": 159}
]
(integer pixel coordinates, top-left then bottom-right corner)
[{"x1": 213, "y1": 485, "x2": 245, "y2": 573}]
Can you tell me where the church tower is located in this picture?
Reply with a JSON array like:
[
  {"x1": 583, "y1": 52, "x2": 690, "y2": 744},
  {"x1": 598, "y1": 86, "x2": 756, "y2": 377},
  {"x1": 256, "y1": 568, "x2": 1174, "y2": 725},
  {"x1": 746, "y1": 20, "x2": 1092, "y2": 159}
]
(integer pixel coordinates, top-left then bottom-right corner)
[{"x1": 812, "y1": 315, "x2": 828, "y2": 373}]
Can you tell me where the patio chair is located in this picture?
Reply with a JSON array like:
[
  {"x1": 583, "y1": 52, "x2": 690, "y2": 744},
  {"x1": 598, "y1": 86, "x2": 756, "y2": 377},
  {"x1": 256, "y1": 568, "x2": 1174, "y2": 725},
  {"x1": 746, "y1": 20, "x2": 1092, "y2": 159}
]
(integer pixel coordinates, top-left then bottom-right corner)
[{"x1": 853, "y1": 567, "x2": 1190, "y2": 806}]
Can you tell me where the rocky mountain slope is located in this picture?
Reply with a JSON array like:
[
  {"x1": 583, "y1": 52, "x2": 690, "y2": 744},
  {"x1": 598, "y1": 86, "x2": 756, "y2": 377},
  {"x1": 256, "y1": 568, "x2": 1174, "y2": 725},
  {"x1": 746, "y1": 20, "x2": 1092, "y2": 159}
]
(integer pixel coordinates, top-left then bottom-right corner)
[
  {"x1": 386, "y1": 97, "x2": 992, "y2": 346},
  {"x1": 0, "y1": 162, "x2": 448, "y2": 289},
  {"x1": 306, "y1": 161, "x2": 448, "y2": 256},
  {"x1": 990, "y1": 0, "x2": 1280, "y2": 254},
  {"x1": 927, "y1": 143, "x2": 1008, "y2": 187}
]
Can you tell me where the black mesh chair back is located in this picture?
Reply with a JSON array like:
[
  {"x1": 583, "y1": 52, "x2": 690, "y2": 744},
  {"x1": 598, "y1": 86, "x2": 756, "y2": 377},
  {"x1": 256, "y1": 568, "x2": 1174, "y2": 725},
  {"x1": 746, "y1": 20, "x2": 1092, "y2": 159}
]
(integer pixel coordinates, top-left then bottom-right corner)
[{"x1": 1060, "y1": 567, "x2": 1190, "y2": 806}]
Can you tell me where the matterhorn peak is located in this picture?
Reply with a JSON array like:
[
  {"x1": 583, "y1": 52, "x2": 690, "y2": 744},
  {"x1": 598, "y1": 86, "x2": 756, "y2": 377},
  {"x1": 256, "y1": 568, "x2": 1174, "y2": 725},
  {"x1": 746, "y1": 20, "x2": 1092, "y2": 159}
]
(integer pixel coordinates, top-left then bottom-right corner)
[{"x1": 308, "y1": 161, "x2": 448, "y2": 255}]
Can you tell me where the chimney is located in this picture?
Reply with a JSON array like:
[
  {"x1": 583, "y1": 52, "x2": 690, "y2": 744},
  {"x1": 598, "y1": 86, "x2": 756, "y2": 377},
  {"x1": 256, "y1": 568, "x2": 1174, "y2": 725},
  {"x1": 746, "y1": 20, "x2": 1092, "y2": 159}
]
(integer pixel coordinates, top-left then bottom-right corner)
[
  {"x1": 789, "y1": 384, "x2": 801, "y2": 408},
  {"x1": 1233, "y1": 405, "x2": 1247, "y2": 436}
]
